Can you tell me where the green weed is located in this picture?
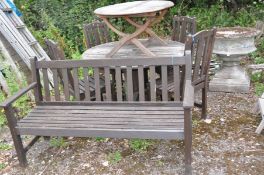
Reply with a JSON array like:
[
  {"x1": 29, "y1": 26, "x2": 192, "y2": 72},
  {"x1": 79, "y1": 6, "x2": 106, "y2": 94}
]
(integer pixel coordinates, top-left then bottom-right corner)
[
  {"x1": 50, "y1": 137, "x2": 67, "y2": 148},
  {"x1": 107, "y1": 151, "x2": 122, "y2": 164},
  {"x1": 255, "y1": 82, "x2": 264, "y2": 96},
  {"x1": 0, "y1": 163, "x2": 6, "y2": 170},
  {"x1": 0, "y1": 142, "x2": 12, "y2": 151},
  {"x1": 251, "y1": 72, "x2": 264, "y2": 83},
  {"x1": 129, "y1": 139, "x2": 153, "y2": 152}
]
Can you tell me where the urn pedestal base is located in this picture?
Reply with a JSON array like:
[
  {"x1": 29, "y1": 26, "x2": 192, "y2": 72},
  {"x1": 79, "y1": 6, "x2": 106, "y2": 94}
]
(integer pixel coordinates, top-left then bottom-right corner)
[
  {"x1": 209, "y1": 65, "x2": 250, "y2": 93},
  {"x1": 209, "y1": 55, "x2": 250, "y2": 93}
]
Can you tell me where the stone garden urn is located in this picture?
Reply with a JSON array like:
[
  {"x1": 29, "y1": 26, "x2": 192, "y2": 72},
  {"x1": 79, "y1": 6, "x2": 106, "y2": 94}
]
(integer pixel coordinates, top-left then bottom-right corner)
[{"x1": 209, "y1": 27, "x2": 260, "y2": 93}]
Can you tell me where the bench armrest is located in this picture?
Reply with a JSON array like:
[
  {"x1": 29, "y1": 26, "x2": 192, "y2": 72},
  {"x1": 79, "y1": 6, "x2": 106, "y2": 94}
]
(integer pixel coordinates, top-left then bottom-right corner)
[
  {"x1": 183, "y1": 80, "x2": 194, "y2": 109},
  {"x1": 0, "y1": 82, "x2": 37, "y2": 108}
]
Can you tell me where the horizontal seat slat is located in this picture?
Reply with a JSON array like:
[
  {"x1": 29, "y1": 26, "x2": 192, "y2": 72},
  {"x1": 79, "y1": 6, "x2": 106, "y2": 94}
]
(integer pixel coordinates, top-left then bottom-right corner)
[
  {"x1": 30, "y1": 110, "x2": 184, "y2": 115},
  {"x1": 38, "y1": 101, "x2": 183, "y2": 107},
  {"x1": 26, "y1": 114, "x2": 183, "y2": 119},
  {"x1": 20, "y1": 116, "x2": 183, "y2": 123},
  {"x1": 35, "y1": 105, "x2": 183, "y2": 111},
  {"x1": 16, "y1": 127, "x2": 184, "y2": 139},
  {"x1": 17, "y1": 123, "x2": 183, "y2": 130}
]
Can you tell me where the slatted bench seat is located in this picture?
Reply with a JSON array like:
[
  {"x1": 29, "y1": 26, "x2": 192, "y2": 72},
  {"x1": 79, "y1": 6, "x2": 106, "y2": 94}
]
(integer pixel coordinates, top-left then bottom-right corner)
[
  {"x1": 17, "y1": 103, "x2": 185, "y2": 139},
  {"x1": 0, "y1": 52, "x2": 194, "y2": 174}
]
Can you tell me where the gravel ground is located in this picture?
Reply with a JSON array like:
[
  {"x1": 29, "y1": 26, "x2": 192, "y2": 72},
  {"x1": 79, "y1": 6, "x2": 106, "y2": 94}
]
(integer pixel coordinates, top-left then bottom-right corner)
[{"x1": 0, "y1": 89, "x2": 263, "y2": 175}]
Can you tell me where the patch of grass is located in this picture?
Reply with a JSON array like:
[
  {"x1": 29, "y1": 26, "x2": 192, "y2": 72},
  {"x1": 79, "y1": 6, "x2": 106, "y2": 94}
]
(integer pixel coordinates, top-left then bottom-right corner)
[
  {"x1": 255, "y1": 82, "x2": 264, "y2": 96},
  {"x1": 95, "y1": 137, "x2": 106, "y2": 142},
  {"x1": 0, "y1": 142, "x2": 12, "y2": 151},
  {"x1": 0, "y1": 163, "x2": 6, "y2": 170},
  {"x1": 129, "y1": 139, "x2": 153, "y2": 152},
  {"x1": 49, "y1": 137, "x2": 67, "y2": 148},
  {"x1": 251, "y1": 72, "x2": 264, "y2": 83},
  {"x1": 107, "y1": 151, "x2": 122, "y2": 164}
]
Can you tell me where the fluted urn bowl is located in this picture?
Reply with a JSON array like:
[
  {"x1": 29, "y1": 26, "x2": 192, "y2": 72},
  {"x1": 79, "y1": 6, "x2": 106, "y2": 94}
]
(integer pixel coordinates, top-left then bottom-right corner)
[{"x1": 209, "y1": 27, "x2": 260, "y2": 93}]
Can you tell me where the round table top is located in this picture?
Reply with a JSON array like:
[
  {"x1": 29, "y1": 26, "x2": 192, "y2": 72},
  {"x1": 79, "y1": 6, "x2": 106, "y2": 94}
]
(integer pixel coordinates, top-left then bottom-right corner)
[
  {"x1": 82, "y1": 39, "x2": 185, "y2": 60},
  {"x1": 94, "y1": 1, "x2": 174, "y2": 17}
]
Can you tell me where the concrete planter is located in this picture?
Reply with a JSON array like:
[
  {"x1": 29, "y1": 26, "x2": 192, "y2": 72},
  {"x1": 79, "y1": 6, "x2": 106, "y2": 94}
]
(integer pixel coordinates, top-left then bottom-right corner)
[{"x1": 209, "y1": 27, "x2": 260, "y2": 93}]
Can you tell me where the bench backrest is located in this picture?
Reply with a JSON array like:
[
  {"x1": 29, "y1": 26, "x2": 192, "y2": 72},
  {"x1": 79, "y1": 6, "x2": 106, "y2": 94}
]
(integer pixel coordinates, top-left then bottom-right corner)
[{"x1": 31, "y1": 52, "x2": 191, "y2": 103}]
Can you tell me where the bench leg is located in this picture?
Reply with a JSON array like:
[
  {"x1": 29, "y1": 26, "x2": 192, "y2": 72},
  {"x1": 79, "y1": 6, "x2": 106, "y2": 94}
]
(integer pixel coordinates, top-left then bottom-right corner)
[
  {"x1": 184, "y1": 109, "x2": 192, "y2": 175},
  {"x1": 12, "y1": 134, "x2": 27, "y2": 167},
  {"x1": 201, "y1": 86, "x2": 208, "y2": 120},
  {"x1": 4, "y1": 106, "x2": 27, "y2": 167},
  {"x1": 256, "y1": 119, "x2": 264, "y2": 134}
]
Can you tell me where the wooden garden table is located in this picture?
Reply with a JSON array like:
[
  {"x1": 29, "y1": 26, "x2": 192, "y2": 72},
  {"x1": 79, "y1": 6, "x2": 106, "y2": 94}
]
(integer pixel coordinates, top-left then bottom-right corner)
[{"x1": 94, "y1": 1, "x2": 174, "y2": 57}]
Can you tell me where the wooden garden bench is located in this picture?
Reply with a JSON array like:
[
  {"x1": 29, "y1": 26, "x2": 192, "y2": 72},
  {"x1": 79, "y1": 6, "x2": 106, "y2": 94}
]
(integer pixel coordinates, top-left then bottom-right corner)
[{"x1": 0, "y1": 51, "x2": 194, "y2": 174}]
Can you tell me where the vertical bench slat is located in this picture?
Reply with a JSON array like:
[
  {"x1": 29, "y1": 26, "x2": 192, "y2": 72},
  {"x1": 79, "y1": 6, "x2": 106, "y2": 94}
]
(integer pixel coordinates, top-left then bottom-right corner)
[
  {"x1": 72, "y1": 68, "x2": 80, "y2": 101},
  {"x1": 115, "y1": 67, "x2": 122, "y2": 101},
  {"x1": 83, "y1": 68, "x2": 91, "y2": 101},
  {"x1": 42, "y1": 68, "x2": 50, "y2": 101},
  {"x1": 62, "y1": 68, "x2": 70, "y2": 101},
  {"x1": 94, "y1": 67, "x2": 101, "y2": 101},
  {"x1": 126, "y1": 66, "x2": 133, "y2": 101},
  {"x1": 104, "y1": 67, "x2": 112, "y2": 101},
  {"x1": 150, "y1": 66, "x2": 156, "y2": 101},
  {"x1": 52, "y1": 69, "x2": 60, "y2": 101},
  {"x1": 138, "y1": 65, "x2": 145, "y2": 101},
  {"x1": 161, "y1": 65, "x2": 168, "y2": 101},
  {"x1": 174, "y1": 65, "x2": 180, "y2": 101},
  {"x1": 193, "y1": 37, "x2": 205, "y2": 81}
]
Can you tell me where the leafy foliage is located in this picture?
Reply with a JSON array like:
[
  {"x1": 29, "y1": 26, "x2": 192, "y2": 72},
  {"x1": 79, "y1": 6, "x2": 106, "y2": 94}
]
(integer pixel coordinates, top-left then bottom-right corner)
[
  {"x1": 0, "y1": 142, "x2": 12, "y2": 151},
  {"x1": 107, "y1": 151, "x2": 122, "y2": 164},
  {"x1": 50, "y1": 137, "x2": 68, "y2": 148},
  {"x1": 129, "y1": 139, "x2": 153, "y2": 152},
  {"x1": 13, "y1": 0, "x2": 263, "y2": 59},
  {"x1": 0, "y1": 62, "x2": 32, "y2": 127}
]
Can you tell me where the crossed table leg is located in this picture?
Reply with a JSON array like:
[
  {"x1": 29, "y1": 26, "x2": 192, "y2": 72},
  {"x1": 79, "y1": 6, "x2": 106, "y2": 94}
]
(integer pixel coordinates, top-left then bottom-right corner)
[{"x1": 99, "y1": 10, "x2": 168, "y2": 57}]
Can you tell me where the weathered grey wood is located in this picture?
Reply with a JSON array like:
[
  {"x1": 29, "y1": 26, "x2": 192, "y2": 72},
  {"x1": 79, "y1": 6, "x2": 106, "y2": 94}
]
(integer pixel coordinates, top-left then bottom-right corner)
[
  {"x1": 171, "y1": 16, "x2": 196, "y2": 43},
  {"x1": 138, "y1": 65, "x2": 145, "y2": 101},
  {"x1": 104, "y1": 67, "x2": 112, "y2": 101},
  {"x1": 30, "y1": 57, "x2": 42, "y2": 103},
  {"x1": 94, "y1": 67, "x2": 101, "y2": 101},
  {"x1": 83, "y1": 68, "x2": 91, "y2": 101},
  {"x1": 150, "y1": 66, "x2": 156, "y2": 101},
  {"x1": 82, "y1": 40, "x2": 185, "y2": 59},
  {"x1": 126, "y1": 67, "x2": 133, "y2": 101},
  {"x1": 51, "y1": 69, "x2": 60, "y2": 101},
  {"x1": 42, "y1": 68, "x2": 50, "y2": 101},
  {"x1": 83, "y1": 21, "x2": 112, "y2": 49},
  {"x1": 115, "y1": 67, "x2": 122, "y2": 101},
  {"x1": 1, "y1": 52, "x2": 194, "y2": 174},
  {"x1": 173, "y1": 65, "x2": 180, "y2": 101},
  {"x1": 45, "y1": 39, "x2": 106, "y2": 100},
  {"x1": 161, "y1": 65, "x2": 168, "y2": 101},
  {"x1": 184, "y1": 108, "x2": 192, "y2": 174},
  {"x1": 4, "y1": 105, "x2": 27, "y2": 167},
  {"x1": 94, "y1": 1, "x2": 174, "y2": 16},
  {"x1": 72, "y1": 68, "x2": 80, "y2": 101},
  {"x1": 62, "y1": 68, "x2": 70, "y2": 101}
]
